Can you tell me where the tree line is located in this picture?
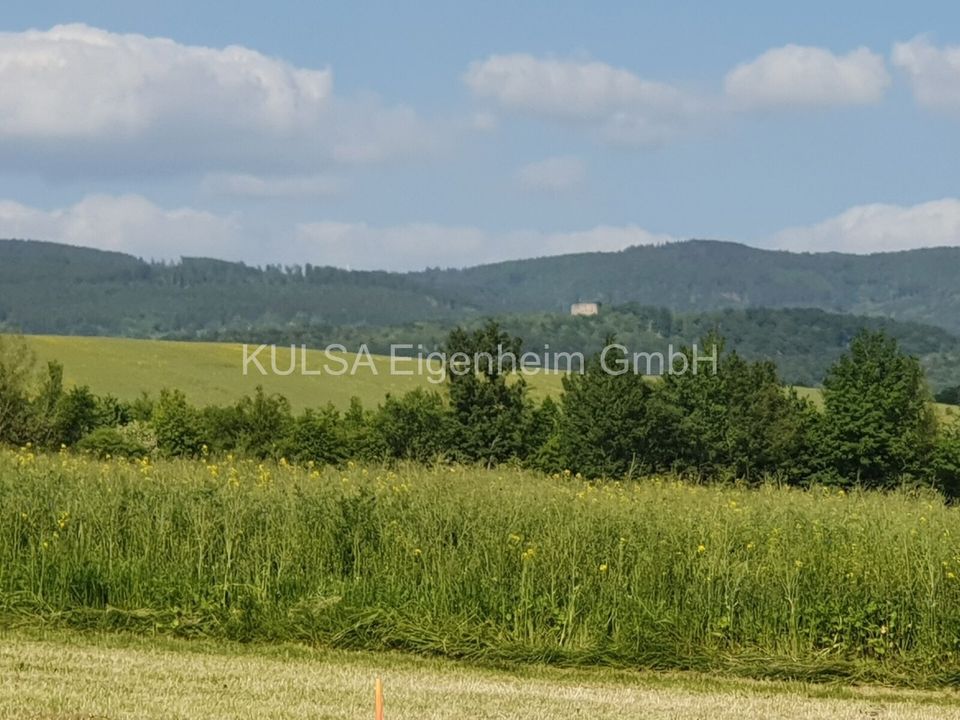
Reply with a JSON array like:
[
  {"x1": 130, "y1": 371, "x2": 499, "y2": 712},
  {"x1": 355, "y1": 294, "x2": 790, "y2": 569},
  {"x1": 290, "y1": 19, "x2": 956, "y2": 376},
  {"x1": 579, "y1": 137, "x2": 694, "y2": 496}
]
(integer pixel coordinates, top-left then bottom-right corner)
[{"x1": 0, "y1": 324, "x2": 958, "y2": 495}]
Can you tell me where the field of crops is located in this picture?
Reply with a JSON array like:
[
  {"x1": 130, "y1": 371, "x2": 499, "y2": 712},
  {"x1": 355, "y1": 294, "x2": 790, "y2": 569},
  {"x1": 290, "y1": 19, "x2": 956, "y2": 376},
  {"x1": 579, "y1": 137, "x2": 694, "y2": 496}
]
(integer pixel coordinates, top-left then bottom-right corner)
[{"x1": 3, "y1": 447, "x2": 960, "y2": 686}]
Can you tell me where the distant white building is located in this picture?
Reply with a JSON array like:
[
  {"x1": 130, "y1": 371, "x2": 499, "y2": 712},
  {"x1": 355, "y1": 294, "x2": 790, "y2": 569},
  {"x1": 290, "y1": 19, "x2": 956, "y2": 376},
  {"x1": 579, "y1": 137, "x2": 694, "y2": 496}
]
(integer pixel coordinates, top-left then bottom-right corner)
[{"x1": 570, "y1": 302, "x2": 600, "y2": 317}]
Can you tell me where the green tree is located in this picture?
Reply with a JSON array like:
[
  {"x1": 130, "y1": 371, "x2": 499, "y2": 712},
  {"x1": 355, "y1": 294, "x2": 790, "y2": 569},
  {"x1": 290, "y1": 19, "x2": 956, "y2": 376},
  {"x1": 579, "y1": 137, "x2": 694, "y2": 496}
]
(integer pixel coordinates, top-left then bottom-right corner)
[
  {"x1": 525, "y1": 396, "x2": 563, "y2": 472},
  {"x1": 558, "y1": 343, "x2": 678, "y2": 478},
  {"x1": 0, "y1": 336, "x2": 35, "y2": 446},
  {"x1": 936, "y1": 386, "x2": 960, "y2": 405},
  {"x1": 819, "y1": 330, "x2": 937, "y2": 487},
  {"x1": 445, "y1": 320, "x2": 531, "y2": 464},
  {"x1": 933, "y1": 420, "x2": 960, "y2": 498},
  {"x1": 659, "y1": 335, "x2": 814, "y2": 482},
  {"x1": 375, "y1": 389, "x2": 452, "y2": 463},
  {"x1": 52, "y1": 386, "x2": 100, "y2": 446},
  {"x1": 234, "y1": 387, "x2": 293, "y2": 459},
  {"x1": 152, "y1": 389, "x2": 205, "y2": 457},
  {"x1": 288, "y1": 404, "x2": 347, "y2": 465},
  {"x1": 30, "y1": 361, "x2": 65, "y2": 447},
  {"x1": 341, "y1": 397, "x2": 386, "y2": 461}
]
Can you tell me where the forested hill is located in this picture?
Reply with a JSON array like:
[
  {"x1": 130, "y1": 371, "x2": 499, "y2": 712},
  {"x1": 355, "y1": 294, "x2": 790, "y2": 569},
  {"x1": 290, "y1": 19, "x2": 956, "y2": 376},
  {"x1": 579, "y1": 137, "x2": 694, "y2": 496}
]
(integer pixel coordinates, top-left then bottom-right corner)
[
  {"x1": 2, "y1": 237, "x2": 960, "y2": 335},
  {"x1": 0, "y1": 239, "x2": 478, "y2": 334},
  {"x1": 413, "y1": 240, "x2": 960, "y2": 333},
  {"x1": 184, "y1": 305, "x2": 960, "y2": 391}
]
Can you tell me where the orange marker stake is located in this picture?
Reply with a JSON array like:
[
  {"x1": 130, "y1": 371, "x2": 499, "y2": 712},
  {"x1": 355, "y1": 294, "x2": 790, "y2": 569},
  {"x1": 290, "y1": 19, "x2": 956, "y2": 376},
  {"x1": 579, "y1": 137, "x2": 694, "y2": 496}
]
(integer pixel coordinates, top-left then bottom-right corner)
[{"x1": 375, "y1": 676, "x2": 384, "y2": 720}]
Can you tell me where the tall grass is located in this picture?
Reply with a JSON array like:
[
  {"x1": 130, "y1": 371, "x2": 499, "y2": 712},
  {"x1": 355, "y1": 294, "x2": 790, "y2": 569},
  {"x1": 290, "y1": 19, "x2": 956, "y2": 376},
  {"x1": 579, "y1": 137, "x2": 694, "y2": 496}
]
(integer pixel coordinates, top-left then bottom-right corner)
[{"x1": 2, "y1": 447, "x2": 960, "y2": 683}]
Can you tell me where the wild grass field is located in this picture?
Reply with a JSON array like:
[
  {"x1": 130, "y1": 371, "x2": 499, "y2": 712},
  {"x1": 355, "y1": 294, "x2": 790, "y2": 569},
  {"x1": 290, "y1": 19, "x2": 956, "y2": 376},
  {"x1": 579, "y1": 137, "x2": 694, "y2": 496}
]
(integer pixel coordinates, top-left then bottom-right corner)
[
  {"x1": 18, "y1": 334, "x2": 565, "y2": 410},
  {"x1": 12, "y1": 335, "x2": 959, "y2": 420},
  {"x1": 4, "y1": 630, "x2": 960, "y2": 719},
  {"x1": 4, "y1": 447, "x2": 960, "y2": 687}
]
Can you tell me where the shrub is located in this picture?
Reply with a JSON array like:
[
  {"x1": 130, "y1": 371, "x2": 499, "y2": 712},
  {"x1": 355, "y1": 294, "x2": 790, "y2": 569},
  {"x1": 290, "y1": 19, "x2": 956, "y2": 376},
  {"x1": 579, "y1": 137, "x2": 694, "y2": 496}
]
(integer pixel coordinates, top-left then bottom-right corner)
[
  {"x1": 0, "y1": 336, "x2": 35, "y2": 446},
  {"x1": 76, "y1": 427, "x2": 148, "y2": 459},
  {"x1": 152, "y1": 389, "x2": 205, "y2": 457},
  {"x1": 375, "y1": 389, "x2": 451, "y2": 463},
  {"x1": 288, "y1": 404, "x2": 347, "y2": 465},
  {"x1": 933, "y1": 421, "x2": 960, "y2": 499},
  {"x1": 52, "y1": 386, "x2": 100, "y2": 446}
]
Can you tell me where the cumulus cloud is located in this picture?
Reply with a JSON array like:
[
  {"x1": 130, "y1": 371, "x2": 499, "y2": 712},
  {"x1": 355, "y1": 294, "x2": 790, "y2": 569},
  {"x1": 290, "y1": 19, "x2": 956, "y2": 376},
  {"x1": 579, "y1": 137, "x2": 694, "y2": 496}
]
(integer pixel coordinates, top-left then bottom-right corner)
[
  {"x1": 464, "y1": 54, "x2": 699, "y2": 144},
  {"x1": 0, "y1": 195, "x2": 239, "y2": 260},
  {"x1": 201, "y1": 173, "x2": 341, "y2": 199},
  {"x1": 296, "y1": 221, "x2": 674, "y2": 270},
  {"x1": 725, "y1": 45, "x2": 890, "y2": 109},
  {"x1": 515, "y1": 156, "x2": 585, "y2": 192},
  {"x1": 892, "y1": 36, "x2": 960, "y2": 112},
  {"x1": 0, "y1": 24, "x2": 429, "y2": 175},
  {"x1": 771, "y1": 199, "x2": 960, "y2": 253},
  {"x1": 0, "y1": 191, "x2": 676, "y2": 271}
]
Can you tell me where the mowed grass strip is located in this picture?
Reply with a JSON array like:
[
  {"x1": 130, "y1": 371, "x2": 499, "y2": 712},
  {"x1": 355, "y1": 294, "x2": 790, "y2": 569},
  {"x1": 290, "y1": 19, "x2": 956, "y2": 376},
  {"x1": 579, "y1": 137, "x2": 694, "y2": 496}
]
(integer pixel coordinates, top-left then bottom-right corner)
[
  {"x1": 2, "y1": 631, "x2": 960, "y2": 720},
  {"x1": 17, "y1": 334, "x2": 564, "y2": 410}
]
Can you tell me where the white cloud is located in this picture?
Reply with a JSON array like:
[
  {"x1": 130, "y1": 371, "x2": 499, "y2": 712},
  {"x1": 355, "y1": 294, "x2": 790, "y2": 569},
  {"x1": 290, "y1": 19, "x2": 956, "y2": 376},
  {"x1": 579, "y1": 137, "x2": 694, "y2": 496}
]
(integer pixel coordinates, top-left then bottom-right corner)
[
  {"x1": 892, "y1": 36, "x2": 960, "y2": 112},
  {"x1": 0, "y1": 192, "x2": 676, "y2": 271},
  {"x1": 771, "y1": 199, "x2": 960, "y2": 253},
  {"x1": 0, "y1": 195, "x2": 239, "y2": 260},
  {"x1": 0, "y1": 24, "x2": 429, "y2": 175},
  {"x1": 470, "y1": 111, "x2": 499, "y2": 132},
  {"x1": 464, "y1": 54, "x2": 699, "y2": 144},
  {"x1": 725, "y1": 45, "x2": 890, "y2": 109},
  {"x1": 515, "y1": 156, "x2": 585, "y2": 192},
  {"x1": 296, "y1": 221, "x2": 674, "y2": 270},
  {"x1": 7, "y1": 191, "x2": 957, "y2": 271},
  {"x1": 202, "y1": 173, "x2": 341, "y2": 199}
]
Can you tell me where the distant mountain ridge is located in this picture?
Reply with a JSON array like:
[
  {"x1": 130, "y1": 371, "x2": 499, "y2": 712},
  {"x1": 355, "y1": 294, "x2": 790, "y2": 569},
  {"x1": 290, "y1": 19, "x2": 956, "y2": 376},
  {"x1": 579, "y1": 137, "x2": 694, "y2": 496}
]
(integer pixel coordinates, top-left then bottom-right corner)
[
  {"x1": 1, "y1": 237, "x2": 959, "y2": 335},
  {"x1": 413, "y1": 240, "x2": 960, "y2": 333}
]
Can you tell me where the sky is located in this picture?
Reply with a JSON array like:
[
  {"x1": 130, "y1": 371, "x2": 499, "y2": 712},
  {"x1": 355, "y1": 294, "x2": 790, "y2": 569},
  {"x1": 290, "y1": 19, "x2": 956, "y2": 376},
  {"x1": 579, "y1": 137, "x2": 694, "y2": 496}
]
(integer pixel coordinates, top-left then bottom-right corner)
[{"x1": 1, "y1": 1, "x2": 960, "y2": 271}]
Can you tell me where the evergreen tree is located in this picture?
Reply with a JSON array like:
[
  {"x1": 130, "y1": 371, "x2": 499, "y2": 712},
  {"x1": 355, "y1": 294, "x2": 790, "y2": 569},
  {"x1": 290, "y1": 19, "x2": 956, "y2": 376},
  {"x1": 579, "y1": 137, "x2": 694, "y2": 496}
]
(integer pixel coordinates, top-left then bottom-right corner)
[
  {"x1": 659, "y1": 335, "x2": 814, "y2": 482},
  {"x1": 819, "y1": 330, "x2": 937, "y2": 486},
  {"x1": 445, "y1": 320, "x2": 531, "y2": 464},
  {"x1": 558, "y1": 342, "x2": 678, "y2": 478}
]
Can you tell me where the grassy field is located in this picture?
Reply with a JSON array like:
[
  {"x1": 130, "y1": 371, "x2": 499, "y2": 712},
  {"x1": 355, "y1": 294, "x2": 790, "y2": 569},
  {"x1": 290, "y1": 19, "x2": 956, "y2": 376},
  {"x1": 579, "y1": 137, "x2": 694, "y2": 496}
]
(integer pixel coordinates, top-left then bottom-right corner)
[
  {"x1": 12, "y1": 334, "x2": 958, "y2": 419},
  {"x1": 4, "y1": 448, "x2": 960, "y2": 686},
  {"x1": 3, "y1": 630, "x2": 960, "y2": 719},
  {"x1": 17, "y1": 334, "x2": 564, "y2": 410}
]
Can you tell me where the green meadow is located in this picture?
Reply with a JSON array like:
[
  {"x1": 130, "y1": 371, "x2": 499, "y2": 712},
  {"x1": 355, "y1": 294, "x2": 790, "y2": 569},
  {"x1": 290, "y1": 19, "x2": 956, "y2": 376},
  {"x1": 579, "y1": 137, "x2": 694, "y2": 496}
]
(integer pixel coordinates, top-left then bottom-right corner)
[
  {"x1": 16, "y1": 334, "x2": 956, "y2": 420},
  {"x1": 17, "y1": 334, "x2": 564, "y2": 410}
]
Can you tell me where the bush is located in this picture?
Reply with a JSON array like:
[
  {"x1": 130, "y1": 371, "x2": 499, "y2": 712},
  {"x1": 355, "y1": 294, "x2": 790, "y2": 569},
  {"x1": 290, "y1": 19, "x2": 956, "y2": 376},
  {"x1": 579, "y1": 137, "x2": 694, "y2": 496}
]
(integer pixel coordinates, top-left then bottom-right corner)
[
  {"x1": 76, "y1": 427, "x2": 148, "y2": 459},
  {"x1": 936, "y1": 386, "x2": 960, "y2": 406},
  {"x1": 233, "y1": 387, "x2": 293, "y2": 459},
  {"x1": 52, "y1": 386, "x2": 100, "y2": 446},
  {"x1": 0, "y1": 336, "x2": 35, "y2": 446},
  {"x1": 375, "y1": 389, "x2": 452, "y2": 463},
  {"x1": 152, "y1": 389, "x2": 205, "y2": 457},
  {"x1": 288, "y1": 404, "x2": 347, "y2": 465},
  {"x1": 933, "y1": 422, "x2": 960, "y2": 499}
]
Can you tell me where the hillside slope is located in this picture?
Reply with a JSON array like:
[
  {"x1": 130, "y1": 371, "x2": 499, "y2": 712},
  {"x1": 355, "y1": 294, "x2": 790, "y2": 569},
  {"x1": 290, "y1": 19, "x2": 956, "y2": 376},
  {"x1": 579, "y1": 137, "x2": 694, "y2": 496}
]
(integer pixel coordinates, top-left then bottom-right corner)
[
  {"x1": 0, "y1": 239, "x2": 476, "y2": 334},
  {"x1": 2, "y1": 237, "x2": 960, "y2": 335},
  {"x1": 414, "y1": 240, "x2": 960, "y2": 332}
]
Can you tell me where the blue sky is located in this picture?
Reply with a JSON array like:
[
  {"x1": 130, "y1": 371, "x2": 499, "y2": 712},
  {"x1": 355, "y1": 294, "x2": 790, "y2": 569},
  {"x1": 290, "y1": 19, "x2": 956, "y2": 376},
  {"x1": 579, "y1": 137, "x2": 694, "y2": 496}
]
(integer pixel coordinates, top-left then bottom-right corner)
[{"x1": 1, "y1": 1, "x2": 959, "y2": 270}]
